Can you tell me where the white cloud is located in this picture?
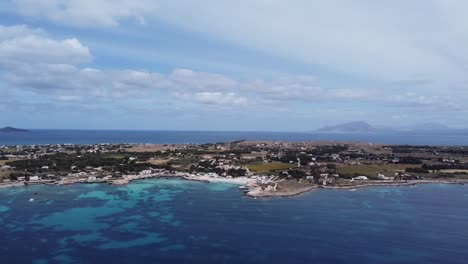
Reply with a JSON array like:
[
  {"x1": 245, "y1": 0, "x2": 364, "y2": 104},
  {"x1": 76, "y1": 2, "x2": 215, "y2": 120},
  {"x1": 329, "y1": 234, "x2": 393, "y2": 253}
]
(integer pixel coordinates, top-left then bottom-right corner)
[
  {"x1": 13, "y1": 0, "x2": 158, "y2": 27},
  {"x1": 1, "y1": 23, "x2": 467, "y2": 124},
  {"x1": 10, "y1": 1, "x2": 468, "y2": 82},
  {"x1": 147, "y1": 0, "x2": 468, "y2": 81},
  {"x1": 175, "y1": 92, "x2": 248, "y2": 106},
  {"x1": 0, "y1": 25, "x2": 92, "y2": 64},
  {"x1": 169, "y1": 69, "x2": 237, "y2": 92}
]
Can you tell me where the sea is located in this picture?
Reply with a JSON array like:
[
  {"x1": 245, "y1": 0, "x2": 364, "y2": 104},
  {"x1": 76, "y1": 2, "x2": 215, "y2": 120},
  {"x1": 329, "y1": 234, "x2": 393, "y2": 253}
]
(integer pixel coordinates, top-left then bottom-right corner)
[
  {"x1": 1, "y1": 130, "x2": 468, "y2": 263},
  {"x1": 1, "y1": 180, "x2": 467, "y2": 264},
  {"x1": 1, "y1": 129, "x2": 468, "y2": 146}
]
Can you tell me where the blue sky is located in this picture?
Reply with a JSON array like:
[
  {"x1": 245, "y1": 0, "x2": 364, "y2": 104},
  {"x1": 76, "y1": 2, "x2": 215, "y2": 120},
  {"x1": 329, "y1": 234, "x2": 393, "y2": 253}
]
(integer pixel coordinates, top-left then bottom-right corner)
[{"x1": 1, "y1": 0, "x2": 468, "y2": 130}]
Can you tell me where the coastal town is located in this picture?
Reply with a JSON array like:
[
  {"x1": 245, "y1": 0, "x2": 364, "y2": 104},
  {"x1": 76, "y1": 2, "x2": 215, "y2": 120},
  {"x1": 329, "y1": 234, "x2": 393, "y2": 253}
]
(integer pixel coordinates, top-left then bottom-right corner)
[{"x1": 1, "y1": 140, "x2": 468, "y2": 197}]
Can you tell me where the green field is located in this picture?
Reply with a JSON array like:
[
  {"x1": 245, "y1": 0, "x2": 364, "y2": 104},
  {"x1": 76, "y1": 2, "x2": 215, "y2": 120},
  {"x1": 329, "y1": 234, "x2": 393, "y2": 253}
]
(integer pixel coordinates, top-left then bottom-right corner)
[
  {"x1": 0, "y1": 159, "x2": 20, "y2": 165},
  {"x1": 246, "y1": 162, "x2": 296, "y2": 172},
  {"x1": 439, "y1": 169, "x2": 468, "y2": 174},
  {"x1": 105, "y1": 154, "x2": 126, "y2": 159},
  {"x1": 337, "y1": 164, "x2": 421, "y2": 176}
]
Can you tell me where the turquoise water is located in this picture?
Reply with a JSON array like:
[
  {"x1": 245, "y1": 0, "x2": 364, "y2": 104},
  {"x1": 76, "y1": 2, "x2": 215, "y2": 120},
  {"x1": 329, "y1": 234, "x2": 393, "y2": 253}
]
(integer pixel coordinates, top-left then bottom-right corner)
[{"x1": 1, "y1": 179, "x2": 468, "y2": 263}]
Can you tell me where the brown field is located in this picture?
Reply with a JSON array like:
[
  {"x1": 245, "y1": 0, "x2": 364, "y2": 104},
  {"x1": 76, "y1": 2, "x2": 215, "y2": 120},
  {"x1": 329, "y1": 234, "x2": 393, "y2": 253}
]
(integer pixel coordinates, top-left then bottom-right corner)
[
  {"x1": 0, "y1": 159, "x2": 19, "y2": 165},
  {"x1": 0, "y1": 169, "x2": 11, "y2": 180},
  {"x1": 148, "y1": 159, "x2": 170, "y2": 165},
  {"x1": 336, "y1": 164, "x2": 421, "y2": 176},
  {"x1": 246, "y1": 162, "x2": 296, "y2": 172},
  {"x1": 439, "y1": 169, "x2": 468, "y2": 174}
]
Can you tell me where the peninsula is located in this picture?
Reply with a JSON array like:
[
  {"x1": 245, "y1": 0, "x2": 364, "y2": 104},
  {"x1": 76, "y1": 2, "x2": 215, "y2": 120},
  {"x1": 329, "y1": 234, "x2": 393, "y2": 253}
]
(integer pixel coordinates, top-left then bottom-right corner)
[{"x1": 1, "y1": 141, "x2": 467, "y2": 197}]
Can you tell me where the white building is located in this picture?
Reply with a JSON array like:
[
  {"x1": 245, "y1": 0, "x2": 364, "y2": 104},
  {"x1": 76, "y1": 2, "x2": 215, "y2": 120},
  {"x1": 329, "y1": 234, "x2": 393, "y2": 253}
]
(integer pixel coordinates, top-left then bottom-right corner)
[
  {"x1": 377, "y1": 173, "x2": 391, "y2": 180},
  {"x1": 87, "y1": 176, "x2": 97, "y2": 182},
  {"x1": 353, "y1": 176, "x2": 368, "y2": 181},
  {"x1": 139, "y1": 170, "x2": 152, "y2": 176},
  {"x1": 206, "y1": 172, "x2": 219, "y2": 177},
  {"x1": 29, "y1": 176, "x2": 40, "y2": 181}
]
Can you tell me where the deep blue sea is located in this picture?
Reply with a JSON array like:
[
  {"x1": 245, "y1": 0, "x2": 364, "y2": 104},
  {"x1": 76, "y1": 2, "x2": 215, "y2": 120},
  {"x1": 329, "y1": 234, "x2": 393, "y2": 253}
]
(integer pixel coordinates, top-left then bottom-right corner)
[
  {"x1": 2, "y1": 131, "x2": 468, "y2": 263},
  {"x1": 1, "y1": 180, "x2": 468, "y2": 264},
  {"x1": 2, "y1": 129, "x2": 468, "y2": 145}
]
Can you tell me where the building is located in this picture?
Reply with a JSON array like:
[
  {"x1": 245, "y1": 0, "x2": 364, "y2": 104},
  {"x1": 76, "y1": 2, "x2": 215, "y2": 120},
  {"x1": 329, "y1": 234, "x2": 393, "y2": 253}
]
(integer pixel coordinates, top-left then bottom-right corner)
[
  {"x1": 377, "y1": 173, "x2": 391, "y2": 180},
  {"x1": 29, "y1": 176, "x2": 40, "y2": 181},
  {"x1": 352, "y1": 176, "x2": 368, "y2": 181},
  {"x1": 87, "y1": 176, "x2": 97, "y2": 182},
  {"x1": 139, "y1": 170, "x2": 152, "y2": 176}
]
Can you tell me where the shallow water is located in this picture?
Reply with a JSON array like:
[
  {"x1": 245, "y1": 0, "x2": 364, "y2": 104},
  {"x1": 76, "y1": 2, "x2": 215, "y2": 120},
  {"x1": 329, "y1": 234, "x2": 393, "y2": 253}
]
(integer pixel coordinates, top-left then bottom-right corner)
[{"x1": 1, "y1": 179, "x2": 467, "y2": 263}]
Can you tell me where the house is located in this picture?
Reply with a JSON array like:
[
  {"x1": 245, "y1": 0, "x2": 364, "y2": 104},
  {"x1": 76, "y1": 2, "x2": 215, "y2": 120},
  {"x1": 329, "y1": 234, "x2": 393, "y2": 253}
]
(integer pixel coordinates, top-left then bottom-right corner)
[
  {"x1": 352, "y1": 176, "x2": 368, "y2": 181},
  {"x1": 29, "y1": 176, "x2": 40, "y2": 181},
  {"x1": 139, "y1": 170, "x2": 152, "y2": 176},
  {"x1": 206, "y1": 172, "x2": 219, "y2": 177},
  {"x1": 401, "y1": 174, "x2": 421, "y2": 180},
  {"x1": 318, "y1": 174, "x2": 335, "y2": 185},
  {"x1": 377, "y1": 173, "x2": 391, "y2": 180},
  {"x1": 87, "y1": 176, "x2": 97, "y2": 182}
]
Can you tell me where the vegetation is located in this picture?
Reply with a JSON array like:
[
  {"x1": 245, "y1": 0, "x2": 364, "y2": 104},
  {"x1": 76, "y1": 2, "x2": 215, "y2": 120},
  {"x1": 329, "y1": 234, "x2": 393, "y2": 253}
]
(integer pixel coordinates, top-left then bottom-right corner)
[
  {"x1": 246, "y1": 162, "x2": 296, "y2": 172},
  {"x1": 5, "y1": 153, "x2": 156, "y2": 174},
  {"x1": 337, "y1": 164, "x2": 421, "y2": 177}
]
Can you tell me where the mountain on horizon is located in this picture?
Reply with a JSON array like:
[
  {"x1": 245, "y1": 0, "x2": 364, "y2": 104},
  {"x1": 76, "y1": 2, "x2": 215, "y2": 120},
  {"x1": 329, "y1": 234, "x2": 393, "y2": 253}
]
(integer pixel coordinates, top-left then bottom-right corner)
[
  {"x1": 313, "y1": 121, "x2": 463, "y2": 134},
  {"x1": 314, "y1": 121, "x2": 376, "y2": 133},
  {"x1": 0, "y1": 126, "x2": 29, "y2": 132}
]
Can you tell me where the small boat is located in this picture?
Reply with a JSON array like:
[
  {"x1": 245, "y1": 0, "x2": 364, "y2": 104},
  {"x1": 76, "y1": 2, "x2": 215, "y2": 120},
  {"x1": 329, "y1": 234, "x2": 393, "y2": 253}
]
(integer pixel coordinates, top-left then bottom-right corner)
[{"x1": 29, "y1": 198, "x2": 34, "y2": 202}]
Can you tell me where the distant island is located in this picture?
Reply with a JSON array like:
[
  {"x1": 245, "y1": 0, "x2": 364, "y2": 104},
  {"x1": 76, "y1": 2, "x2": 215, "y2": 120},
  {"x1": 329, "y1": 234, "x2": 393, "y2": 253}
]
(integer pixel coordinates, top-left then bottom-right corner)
[
  {"x1": 0, "y1": 126, "x2": 29, "y2": 132},
  {"x1": 314, "y1": 121, "x2": 376, "y2": 133},
  {"x1": 313, "y1": 121, "x2": 461, "y2": 134}
]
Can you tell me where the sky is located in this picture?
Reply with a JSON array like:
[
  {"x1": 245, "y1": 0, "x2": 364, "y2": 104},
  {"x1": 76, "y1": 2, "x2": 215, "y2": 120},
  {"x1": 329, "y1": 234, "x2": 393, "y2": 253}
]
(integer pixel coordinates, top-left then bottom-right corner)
[{"x1": 1, "y1": 0, "x2": 468, "y2": 131}]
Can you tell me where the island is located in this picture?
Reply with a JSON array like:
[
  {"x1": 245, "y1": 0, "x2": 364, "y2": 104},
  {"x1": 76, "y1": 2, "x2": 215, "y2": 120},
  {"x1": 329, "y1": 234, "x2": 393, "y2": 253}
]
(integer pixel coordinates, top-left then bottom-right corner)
[
  {"x1": 1, "y1": 141, "x2": 467, "y2": 197},
  {"x1": 0, "y1": 126, "x2": 29, "y2": 132},
  {"x1": 313, "y1": 121, "x2": 376, "y2": 133}
]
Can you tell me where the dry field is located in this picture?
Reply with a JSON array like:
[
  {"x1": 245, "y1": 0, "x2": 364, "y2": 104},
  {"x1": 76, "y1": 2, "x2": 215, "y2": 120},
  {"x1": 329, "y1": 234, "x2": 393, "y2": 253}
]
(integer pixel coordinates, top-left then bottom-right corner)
[
  {"x1": 337, "y1": 164, "x2": 421, "y2": 176},
  {"x1": 246, "y1": 162, "x2": 296, "y2": 172}
]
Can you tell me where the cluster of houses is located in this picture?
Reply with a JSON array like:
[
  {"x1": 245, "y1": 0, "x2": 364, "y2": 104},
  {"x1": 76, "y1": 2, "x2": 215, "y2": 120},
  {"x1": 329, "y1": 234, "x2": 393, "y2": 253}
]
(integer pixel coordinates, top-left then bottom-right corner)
[{"x1": 4, "y1": 141, "x2": 467, "y2": 187}]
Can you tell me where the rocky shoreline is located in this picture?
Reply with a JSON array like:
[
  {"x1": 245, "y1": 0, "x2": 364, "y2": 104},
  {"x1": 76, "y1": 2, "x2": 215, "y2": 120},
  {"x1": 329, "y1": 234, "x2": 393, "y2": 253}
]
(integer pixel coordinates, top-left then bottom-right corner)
[
  {"x1": 322, "y1": 179, "x2": 468, "y2": 190},
  {"x1": 245, "y1": 185, "x2": 319, "y2": 198},
  {"x1": 1, "y1": 173, "x2": 467, "y2": 198}
]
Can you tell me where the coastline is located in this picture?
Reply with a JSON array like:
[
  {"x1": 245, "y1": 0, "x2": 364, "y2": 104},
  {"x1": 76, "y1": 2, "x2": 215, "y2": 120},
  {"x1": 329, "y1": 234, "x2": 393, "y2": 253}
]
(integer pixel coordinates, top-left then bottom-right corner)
[
  {"x1": 1, "y1": 175, "x2": 467, "y2": 198},
  {"x1": 322, "y1": 180, "x2": 468, "y2": 190},
  {"x1": 245, "y1": 185, "x2": 319, "y2": 198}
]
